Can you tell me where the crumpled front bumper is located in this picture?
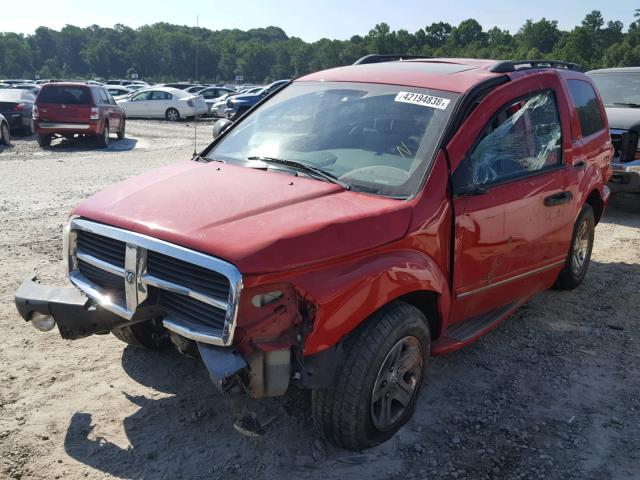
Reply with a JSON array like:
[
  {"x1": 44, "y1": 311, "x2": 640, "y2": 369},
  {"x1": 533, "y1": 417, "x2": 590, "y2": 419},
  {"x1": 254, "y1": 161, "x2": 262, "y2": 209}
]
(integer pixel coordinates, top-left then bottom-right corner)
[
  {"x1": 14, "y1": 275, "x2": 127, "y2": 339},
  {"x1": 15, "y1": 274, "x2": 251, "y2": 392}
]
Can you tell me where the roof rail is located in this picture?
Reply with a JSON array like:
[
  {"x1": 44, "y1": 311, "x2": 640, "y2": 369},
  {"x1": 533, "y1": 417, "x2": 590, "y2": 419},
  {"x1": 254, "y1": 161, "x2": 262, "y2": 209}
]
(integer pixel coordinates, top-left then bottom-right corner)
[
  {"x1": 353, "y1": 54, "x2": 433, "y2": 65},
  {"x1": 490, "y1": 59, "x2": 581, "y2": 73}
]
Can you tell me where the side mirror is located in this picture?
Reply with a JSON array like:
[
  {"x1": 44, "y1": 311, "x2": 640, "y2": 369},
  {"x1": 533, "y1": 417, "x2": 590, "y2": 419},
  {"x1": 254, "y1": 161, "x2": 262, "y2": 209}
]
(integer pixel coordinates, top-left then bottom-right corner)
[{"x1": 212, "y1": 118, "x2": 233, "y2": 139}]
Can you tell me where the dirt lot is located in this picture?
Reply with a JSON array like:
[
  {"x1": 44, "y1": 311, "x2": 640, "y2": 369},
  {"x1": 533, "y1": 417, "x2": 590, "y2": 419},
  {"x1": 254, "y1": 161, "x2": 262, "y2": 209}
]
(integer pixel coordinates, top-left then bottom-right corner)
[{"x1": 1, "y1": 121, "x2": 639, "y2": 480}]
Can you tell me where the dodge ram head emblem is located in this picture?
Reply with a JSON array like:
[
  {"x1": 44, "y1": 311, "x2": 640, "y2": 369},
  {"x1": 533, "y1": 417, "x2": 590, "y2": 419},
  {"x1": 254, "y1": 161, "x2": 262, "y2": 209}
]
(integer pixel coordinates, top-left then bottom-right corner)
[{"x1": 125, "y1": 270, "x2": 135, "y2": 284}]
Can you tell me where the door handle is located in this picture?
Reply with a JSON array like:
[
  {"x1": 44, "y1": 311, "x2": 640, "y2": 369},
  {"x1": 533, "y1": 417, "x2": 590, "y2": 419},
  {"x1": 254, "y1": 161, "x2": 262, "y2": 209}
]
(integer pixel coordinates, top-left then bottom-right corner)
[{"x1": 544, "y1": 191, "x2": 573, "y2": 207}]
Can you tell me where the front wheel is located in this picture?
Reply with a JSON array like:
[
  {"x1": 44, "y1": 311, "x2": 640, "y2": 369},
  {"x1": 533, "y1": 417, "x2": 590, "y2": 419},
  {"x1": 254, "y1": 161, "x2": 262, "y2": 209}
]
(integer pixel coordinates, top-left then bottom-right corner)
[
  {"x1": 166, "y1": 108, "x2": 180, "y2": 122},
  {"x1": 312, "y1": 302, "x2": 430, "y2": 450},
  {"x1": 111, "y1": 319, "x2": 171, "y2": 350},
  {"x1": 555, "y1": 203, "x2": 595, "y2": 290}
]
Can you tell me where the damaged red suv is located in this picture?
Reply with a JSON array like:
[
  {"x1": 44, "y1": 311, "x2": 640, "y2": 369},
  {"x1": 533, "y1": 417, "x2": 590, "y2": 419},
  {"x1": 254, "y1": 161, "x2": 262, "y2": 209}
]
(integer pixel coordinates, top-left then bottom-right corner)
[
  {"x1": 33, "y1": 82, "x2": 126, "y2": 148},
  {"x1": 15, "y1": 57, "x2": 612, "y2": 449}
]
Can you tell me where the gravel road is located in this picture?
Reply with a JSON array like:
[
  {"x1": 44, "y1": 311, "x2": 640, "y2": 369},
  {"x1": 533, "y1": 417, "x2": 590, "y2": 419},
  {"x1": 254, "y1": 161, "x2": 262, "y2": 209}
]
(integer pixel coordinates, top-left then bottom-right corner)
[{"x1": 1, "y1": 121, "x2": 639, "y2": 480}]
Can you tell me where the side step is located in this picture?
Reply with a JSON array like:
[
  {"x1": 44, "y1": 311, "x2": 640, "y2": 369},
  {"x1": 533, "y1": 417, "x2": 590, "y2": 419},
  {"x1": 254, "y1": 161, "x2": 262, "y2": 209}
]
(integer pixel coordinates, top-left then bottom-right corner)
[{"x1": 432, "y1": 303, "x2": 516, "y2": 356}]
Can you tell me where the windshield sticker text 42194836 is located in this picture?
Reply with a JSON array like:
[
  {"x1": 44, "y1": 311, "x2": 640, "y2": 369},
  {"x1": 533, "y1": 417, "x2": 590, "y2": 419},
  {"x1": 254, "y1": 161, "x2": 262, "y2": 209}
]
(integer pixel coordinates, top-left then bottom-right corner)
[{"x1": 394, "y1": 92, "x2": 450, "y2": 110}]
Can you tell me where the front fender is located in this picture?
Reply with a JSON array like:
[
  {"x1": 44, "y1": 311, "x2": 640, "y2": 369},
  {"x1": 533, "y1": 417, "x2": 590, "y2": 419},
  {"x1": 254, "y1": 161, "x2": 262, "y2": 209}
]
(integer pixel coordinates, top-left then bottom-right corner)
[{"x1": 291, "y1": 249, "x2": 450, "y2": 355}]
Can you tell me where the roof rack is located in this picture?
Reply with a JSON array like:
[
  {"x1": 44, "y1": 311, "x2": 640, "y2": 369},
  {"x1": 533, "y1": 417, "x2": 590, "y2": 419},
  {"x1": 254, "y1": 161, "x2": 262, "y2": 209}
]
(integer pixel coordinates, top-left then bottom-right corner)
[
  {"x1": 353, "y1": 54, "x2": 433, "y2": 65},
  {"x1": 490, "y1": 59, "x2": 581, "y2": 73}
]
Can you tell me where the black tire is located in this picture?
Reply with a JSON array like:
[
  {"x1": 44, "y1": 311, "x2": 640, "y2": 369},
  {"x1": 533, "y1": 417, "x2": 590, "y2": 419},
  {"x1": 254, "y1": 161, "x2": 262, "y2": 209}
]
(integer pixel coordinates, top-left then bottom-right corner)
[
  {"x1": 312, "y1": 301, "x2": 430, "y2": 450},
  {"x1": 111, "y1": 319, "x2": 171, "y2": 350},
  {"x1": 166, "y1": 108, "x2": 180, "y2": 122},
  {"x1": 36, "y1": 133, "x2": 51, "y2": 147},
  {"x1": 555, "y1": 203, "x2": 595, "y2": 290},
  {"x1": 96, "y1": 122, "x2": 109, "y2": 148},
  {"x1": 23, "y1": 119, "x2": 34, "y2": 136},
  {"x1": 117, "y1": 119, "x2": 126, "y2": 140},
  {"x1": 0, "y1": 122, "x2": 10, "y2": 146}
]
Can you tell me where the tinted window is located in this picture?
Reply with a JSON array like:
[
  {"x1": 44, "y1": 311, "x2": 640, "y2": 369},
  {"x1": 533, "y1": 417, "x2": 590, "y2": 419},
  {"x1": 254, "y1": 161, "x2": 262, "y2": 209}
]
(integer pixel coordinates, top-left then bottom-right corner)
[
  {"x1": 454, "y1": 91, "x2": 563, "y2": 188},
  {"x1": 39, "y1": 86, "x2": 91, "y2": 105},
  {"x1": 151, "y1": 91, "x2": 172, "y2": 100},
  {"x1": 567, "y1": 80, "x2": 605, "y2": 137}
]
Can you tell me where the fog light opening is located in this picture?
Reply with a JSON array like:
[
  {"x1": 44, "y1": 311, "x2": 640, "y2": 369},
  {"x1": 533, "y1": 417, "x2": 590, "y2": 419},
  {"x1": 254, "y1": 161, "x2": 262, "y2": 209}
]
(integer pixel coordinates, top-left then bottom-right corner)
[
  {"x1": 30, "y1": 312, "x2": 56, "y2": 332},
  {"x1": 251, "y1": 290, "x2": 284, "y2": 308}
]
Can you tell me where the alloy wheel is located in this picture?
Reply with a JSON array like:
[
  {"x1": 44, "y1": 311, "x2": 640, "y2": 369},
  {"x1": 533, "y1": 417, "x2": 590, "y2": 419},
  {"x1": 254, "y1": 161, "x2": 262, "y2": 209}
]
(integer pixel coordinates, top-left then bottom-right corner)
[
  {"x1": 371, "y1": 336, "x2": 423, "y2": 431},
  {"x1": 572, "y1": 218, "x2": 590, "y2": 276}
]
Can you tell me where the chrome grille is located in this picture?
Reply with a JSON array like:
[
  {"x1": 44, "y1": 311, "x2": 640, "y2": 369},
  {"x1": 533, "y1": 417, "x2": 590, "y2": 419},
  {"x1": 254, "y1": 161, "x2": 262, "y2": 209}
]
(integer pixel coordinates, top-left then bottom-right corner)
[{"x1": 66, "y1": 219, "x2": 242, "y2": 346}]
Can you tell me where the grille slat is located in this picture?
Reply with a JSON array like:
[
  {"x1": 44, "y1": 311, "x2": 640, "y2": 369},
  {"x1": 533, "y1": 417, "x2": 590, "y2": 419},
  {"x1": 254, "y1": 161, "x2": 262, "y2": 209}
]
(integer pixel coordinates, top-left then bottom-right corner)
[
  {"x1": 147, "y1": 250, "x2": 230, "y2": 300},
  {"x1": 78, "y1": 259, "x2": 124, "y2": 291},
  {"x1": 158, "y1": 290, "x2": 226, "y2": 330},
  {"x1": 77, "y1": 230, "x2": 126, "y2": 267}
]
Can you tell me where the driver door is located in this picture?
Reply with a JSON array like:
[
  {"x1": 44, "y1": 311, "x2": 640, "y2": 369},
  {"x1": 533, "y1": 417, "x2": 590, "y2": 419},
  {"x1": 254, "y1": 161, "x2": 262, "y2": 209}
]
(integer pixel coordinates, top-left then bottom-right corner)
[
  {"x1": 447, "y1": 73, "x2": 576, "y2": 323},
  {"x1": 127, "y1": 90, "x2": 153, "y2": 116}
]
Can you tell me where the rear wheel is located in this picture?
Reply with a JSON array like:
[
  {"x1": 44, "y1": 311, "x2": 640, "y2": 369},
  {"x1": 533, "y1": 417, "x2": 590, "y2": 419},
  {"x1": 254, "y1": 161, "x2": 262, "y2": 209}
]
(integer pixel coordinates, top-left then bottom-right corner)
[
  {"x1": 312, "y1": 302, "x2": 430, "y2": 450},
  {"x1": 111, "y1": 319, "x2": 171, "y2": 350},
  {"x1": 0, "y1": 122, "x2": 10, "y2": 146},
  {"x1": 96, "y1": 122, "x2": 109, "y2": 148},
  {"x1": 36, "y1": 133, "x2": 51, "y2": 147},
  {"x1": 555, "y1": 203, "x2": 595, "y2": 290},
  {"x1": 166, "y1": 108, "x2": 180, "y2": 122},
  {"x1": 23, "y1": 119, "x2": 34, "y2": 136},
  {"x1": 117, "y1": 119, "x2": 126, "y2": 139}
]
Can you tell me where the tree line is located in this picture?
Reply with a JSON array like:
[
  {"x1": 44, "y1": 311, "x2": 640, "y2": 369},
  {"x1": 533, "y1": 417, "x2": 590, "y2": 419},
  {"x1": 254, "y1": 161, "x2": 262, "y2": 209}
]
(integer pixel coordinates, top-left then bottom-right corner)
[{"x1": 1, "y1": 10, "x2": 640, "y2": 83}]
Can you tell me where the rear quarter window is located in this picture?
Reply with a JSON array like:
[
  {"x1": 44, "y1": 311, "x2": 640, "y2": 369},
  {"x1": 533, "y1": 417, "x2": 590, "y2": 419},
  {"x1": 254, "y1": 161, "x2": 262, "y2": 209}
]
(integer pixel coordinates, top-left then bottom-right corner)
[
  {"x1": 38, "y1": 86, "x2": 91, "y2": 105},
  {"x1": 566, "y1": 79, "x2": 605, "y2": 137}
]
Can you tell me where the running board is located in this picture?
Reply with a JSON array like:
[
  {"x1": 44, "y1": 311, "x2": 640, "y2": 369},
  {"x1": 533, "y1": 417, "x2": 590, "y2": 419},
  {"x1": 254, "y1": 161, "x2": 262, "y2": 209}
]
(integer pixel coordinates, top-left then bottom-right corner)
[{"x1": 432, "y1": 303, "x2": 516, "y2": 356}]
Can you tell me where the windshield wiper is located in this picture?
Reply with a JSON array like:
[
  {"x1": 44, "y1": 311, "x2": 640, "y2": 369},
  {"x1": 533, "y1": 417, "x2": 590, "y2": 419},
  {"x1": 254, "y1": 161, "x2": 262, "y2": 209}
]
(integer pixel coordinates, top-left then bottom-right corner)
[
  {"x1": 247, "y1": 156, "x2": 350, "y2": 189},
  {"x1": 611, "y1": 102, "x2": 640, "y2": 108}
]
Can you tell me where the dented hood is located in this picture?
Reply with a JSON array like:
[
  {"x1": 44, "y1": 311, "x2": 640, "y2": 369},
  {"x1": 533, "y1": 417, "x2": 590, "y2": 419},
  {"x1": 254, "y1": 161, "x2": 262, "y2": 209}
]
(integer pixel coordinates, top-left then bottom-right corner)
[{"x1": 73, "y1": 160, "x2": 412, "y2": 274}]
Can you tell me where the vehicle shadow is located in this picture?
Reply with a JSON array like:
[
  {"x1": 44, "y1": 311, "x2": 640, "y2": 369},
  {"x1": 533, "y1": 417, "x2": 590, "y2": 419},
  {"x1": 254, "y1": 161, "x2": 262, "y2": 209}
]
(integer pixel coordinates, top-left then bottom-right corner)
[
  {"x1": 63, "y1": 346, "x2": 331, "y2": 479},
  {"x1": 46, "y1": 136, "x2": 138, "y2": 152}
]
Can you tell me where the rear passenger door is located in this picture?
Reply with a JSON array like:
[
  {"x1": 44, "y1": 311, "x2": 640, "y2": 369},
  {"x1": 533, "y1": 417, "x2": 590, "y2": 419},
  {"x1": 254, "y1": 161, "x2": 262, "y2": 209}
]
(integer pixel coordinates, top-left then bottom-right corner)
[
  {"x1": 150, "y1": 91, "x2": 172, "y2": 117},
  {"x1": 446, "y1": 73, "x2": 577, "y2": 324}
]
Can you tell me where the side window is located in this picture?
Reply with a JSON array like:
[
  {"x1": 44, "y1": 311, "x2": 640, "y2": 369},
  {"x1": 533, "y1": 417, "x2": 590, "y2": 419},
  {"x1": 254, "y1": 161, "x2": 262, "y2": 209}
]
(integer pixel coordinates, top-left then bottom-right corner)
[
  {"x1": 201, "y1": 89, "x2": 215, "y2": 99},
  {"x1": 132, "y1": 91, "x2": 152, "y2": 102},
  {"x1": 566, "y1": 79, "x2": 605, "y2": 137},
  {"x1": 100, "y1": 89, "x2": 110, "y2": 105},
  {"x1": 454, "y1": 90, "x2": 563, "y2": 188},
  {"x1": 151, "y1": 91, "x2": 171, "y2": 100}
]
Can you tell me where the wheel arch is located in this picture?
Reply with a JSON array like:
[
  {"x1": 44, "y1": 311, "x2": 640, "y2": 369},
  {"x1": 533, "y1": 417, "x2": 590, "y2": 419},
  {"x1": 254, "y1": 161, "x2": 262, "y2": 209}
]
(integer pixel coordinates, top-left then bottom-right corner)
[{"x1": 585, "y1": 188, "x2": 604, "y2": 224}]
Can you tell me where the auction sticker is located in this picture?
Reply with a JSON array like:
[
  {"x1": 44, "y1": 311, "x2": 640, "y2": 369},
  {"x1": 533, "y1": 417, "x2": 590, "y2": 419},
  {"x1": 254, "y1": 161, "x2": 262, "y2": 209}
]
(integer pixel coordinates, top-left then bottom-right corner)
[{"x1": 395, "y1": 91, "x2": 450, "y2": 110}]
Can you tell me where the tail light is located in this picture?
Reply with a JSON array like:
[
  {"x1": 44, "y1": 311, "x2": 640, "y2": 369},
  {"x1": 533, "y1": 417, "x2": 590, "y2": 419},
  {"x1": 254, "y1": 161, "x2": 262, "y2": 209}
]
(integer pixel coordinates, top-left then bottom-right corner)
[
  {"x1": 90, "y1": 108, "x2": 99, "y2": 120},
  {"x1": 32, "y1": 105, "x2": 39, "y2": 119},
  {"x1": 12, "y1": 103, "x2": 25, "y2": 112}
]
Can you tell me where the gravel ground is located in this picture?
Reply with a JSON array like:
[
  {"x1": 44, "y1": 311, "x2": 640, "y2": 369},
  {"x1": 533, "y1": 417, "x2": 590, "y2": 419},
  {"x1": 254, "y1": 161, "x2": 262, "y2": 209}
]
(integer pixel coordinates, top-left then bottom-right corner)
[{"x1": 0, "y1": 121, "x2": 639, "y2": 480}]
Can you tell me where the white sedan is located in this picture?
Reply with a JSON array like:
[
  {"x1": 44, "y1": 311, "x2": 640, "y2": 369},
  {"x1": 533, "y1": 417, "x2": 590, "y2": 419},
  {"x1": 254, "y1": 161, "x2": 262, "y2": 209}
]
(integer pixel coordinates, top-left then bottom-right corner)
[{"x1": 116, "y1": 87, "x2": 208, "y2": 121}]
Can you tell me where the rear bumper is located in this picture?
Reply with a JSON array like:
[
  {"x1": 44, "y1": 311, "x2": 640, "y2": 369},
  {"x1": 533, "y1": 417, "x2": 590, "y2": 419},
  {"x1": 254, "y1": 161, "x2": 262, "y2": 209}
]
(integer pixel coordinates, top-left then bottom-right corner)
[
  {"x1": 2, "y1": 113, "x2": 28, "y2": 130},
  {"x1": 608, "y1": 163, "x2": 640, "y2": 193},
  {"x1": 35, "y1": 121, "x2": 100, "y2": 135}
]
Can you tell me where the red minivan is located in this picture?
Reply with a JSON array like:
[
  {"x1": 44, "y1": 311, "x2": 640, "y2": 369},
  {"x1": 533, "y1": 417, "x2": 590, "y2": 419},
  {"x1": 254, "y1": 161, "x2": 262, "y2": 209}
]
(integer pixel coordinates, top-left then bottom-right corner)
[{"x1": 33, "y1": 83, "x2": 126, "y2": 148}]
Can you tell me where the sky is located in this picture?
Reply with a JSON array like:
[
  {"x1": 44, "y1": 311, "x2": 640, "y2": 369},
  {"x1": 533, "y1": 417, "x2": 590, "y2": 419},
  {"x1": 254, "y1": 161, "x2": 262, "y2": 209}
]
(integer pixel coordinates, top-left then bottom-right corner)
[{"x1": 1, "y1": 0, "x2": 638, "y2": 42}]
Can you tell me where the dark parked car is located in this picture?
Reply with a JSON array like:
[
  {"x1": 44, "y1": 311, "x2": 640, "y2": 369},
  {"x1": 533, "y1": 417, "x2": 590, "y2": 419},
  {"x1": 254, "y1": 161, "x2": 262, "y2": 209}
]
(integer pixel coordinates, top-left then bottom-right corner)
[
  {"x1": 588, "y1": 67, "x2": 640, "y2": 193},
  {"x1": 34, "y1": 83, "x2": 126, "y2": 148},
  {"x1": 225, "y1": 79, "x2": 290, "y2": 119},
  {"x1": 0, "y1": 89, "x2": 35, "y2": 135}
]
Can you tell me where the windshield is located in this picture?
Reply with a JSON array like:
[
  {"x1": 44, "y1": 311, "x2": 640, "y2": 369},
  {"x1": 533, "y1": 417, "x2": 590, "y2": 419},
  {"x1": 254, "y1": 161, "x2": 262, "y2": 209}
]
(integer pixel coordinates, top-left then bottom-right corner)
[
  {"x1": 206, "y1": 81, "x2": 459, "y2": 198},
  {"x1": 590, "y1": 73, "x2": 640, "y2": 106}
]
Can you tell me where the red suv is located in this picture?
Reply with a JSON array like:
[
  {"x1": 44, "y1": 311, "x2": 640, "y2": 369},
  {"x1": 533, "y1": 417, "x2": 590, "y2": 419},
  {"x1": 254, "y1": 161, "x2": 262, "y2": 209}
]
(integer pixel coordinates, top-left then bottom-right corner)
[
  {"x1": 15, "y1": 57, "x2": 612, "y2": 449},
  {"x1": 33, "y1": 83, "x2": 126, "y2": 148}
]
